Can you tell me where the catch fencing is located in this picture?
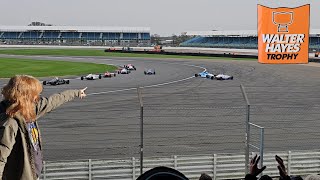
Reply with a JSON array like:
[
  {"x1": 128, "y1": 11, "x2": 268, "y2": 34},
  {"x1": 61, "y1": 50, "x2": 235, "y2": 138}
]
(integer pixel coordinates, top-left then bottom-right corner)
[
  {"x1": 40, "y1": 150, "x2": 320, "y2": 180},
  {"x1": 40, "y1": 84, "x2": 320, "y2": 177}
]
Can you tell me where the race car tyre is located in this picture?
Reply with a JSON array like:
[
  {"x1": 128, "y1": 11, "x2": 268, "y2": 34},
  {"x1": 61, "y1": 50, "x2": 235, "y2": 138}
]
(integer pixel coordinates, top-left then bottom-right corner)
[
  {"x1": 99, "y1": 75, "x2": 102, "y2": 79},
  {"x1": 43, "y1": 81, "x2": 47, "y2": 85},
  {"x1": 114, "y1": 74, "x2": 116, "y2": 77},
  {"x1": 144, "y1": 72, "x2": 146, "y2": 75},
  {"x1": 118, "y1": 71, "x2": 120, "y2": 74},
  {"x1": 90, "y1": 77, "x2": 94, "y2": 80},
  {"x1": 81, "y1": 76, "x2": 84, "y2": 80},
  {"x1": 211, "y1": 76, "x2": 214, "y2": 80},
  {"x1": 134, "y1": 67, "x2": 136, "y2": 70},
  {"x1": 154, "y1": 72, "x2": 156, "y2": 75},
  {"x1": 195, "y1": 74, "x2": 198, "y2": 77},
  {"x1": 66, "y1": 80, "x2": 70, "y2": 84},
  {"x1": 230, "y1": 76, "x2": 233, "y2": 80}
]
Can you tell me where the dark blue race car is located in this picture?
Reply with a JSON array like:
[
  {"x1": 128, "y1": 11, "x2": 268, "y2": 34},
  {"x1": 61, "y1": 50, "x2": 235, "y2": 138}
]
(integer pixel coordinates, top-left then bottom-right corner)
[{"x1": 43, "y1": 77, "x2": 70, "y2": 85}]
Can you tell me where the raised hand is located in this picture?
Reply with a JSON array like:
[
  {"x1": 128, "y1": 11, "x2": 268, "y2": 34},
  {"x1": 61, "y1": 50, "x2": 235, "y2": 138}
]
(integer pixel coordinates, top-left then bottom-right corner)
[
  {"x1": 80, "y1": 87, "x2": 87, "y2": 99},
  {"x1": 250, "y1": 154, "x2": 266, "y2": 176},
  {"x1": 275, "y1": 155, "x2": 287, "y2": 179}
]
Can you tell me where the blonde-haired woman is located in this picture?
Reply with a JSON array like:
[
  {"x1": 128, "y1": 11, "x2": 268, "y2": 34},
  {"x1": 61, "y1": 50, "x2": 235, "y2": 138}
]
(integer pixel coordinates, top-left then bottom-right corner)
[{"x1": 0, "y1": 75, "x2": 87, "y2": 180}]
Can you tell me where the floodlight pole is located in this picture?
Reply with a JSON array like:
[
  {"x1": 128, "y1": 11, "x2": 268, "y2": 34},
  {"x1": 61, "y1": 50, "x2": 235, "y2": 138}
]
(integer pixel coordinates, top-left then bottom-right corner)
[{"x1": 137, "y1": 87, "x2": 144, "y2": 175}]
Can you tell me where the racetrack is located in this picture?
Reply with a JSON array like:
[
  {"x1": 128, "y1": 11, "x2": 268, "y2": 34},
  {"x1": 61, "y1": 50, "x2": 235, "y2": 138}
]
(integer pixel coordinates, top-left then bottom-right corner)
[{"x1": 2, "y1": 54, "x2": 320, "y2": 161}]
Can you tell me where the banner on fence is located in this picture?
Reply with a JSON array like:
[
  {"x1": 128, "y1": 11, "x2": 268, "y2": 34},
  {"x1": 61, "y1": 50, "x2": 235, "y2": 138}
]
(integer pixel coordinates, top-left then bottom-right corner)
[{"x1": 258, "y1": 4, "x2": 310, "y2": 64}]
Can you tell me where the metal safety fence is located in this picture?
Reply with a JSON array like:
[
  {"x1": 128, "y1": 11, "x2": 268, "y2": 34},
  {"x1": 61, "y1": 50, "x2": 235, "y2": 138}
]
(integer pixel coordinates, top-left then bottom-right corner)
[{"x1": 40, "y1": 150, "x2": 320, "y2": 180}]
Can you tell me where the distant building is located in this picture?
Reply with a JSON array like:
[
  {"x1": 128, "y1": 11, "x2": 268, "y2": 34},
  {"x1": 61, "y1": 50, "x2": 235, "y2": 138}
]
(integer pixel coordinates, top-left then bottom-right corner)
[
  {"x1": 28, "y1": 22, "x2": 53, "y2": 26},
  {"x1": 0, "y1": 25, "x2": 151, "y2": 46}
]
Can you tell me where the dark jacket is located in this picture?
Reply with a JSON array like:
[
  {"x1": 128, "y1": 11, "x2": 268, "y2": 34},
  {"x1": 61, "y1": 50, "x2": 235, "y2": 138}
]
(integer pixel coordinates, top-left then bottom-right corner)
[
  {"x1": 0, "y1": 90, "x2": 80, "y2": 180},
  {"x1": 245, "y1": 174, "x2": 291, "y2": 180}
]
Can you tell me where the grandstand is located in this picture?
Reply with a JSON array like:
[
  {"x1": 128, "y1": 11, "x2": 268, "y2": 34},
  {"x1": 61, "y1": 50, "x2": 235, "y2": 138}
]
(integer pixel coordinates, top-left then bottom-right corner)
[
  {"x1": 0, "y1": 26, "x2": 151, "y2": 46},
  {"x1": 181, "y1": 30, "x2": 320, "y2": 51}
]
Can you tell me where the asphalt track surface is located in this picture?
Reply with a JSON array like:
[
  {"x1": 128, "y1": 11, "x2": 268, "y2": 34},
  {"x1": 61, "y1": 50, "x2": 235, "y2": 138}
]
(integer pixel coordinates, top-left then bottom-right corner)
[{"x1": 1, "y1": 54, "x2": 320, "y2": 161}]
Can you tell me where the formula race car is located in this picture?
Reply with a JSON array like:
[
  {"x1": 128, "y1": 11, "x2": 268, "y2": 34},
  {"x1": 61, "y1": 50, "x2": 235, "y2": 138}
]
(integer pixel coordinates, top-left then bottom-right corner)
[
  {"x1": 195, "y1": 71, "x2": 214, "y2": 78},
  {"x1": 144, "y1": 68, "x2": 156, "y2": 75},
  {"x1": 124, "y1": 64, "x2": 136, "y2": 70},
  {"x1": 212, "y1": 74, "x2": 233, "y2": 80},
  {"x1": 81, "y1": 74, "x2": 102, "y2": 80},
  {"x1": 117, "y1": 68, "x2": 130, "y2": 74},
  {"x1": 43, "y1": 77, "x2": 70, "y2": 85},
  {"x1": 103, "y1": 71, "x2": 117, "y2": 78},
  {"x1": 205, "y1": 73, "x2": 215, "y2": 79}
]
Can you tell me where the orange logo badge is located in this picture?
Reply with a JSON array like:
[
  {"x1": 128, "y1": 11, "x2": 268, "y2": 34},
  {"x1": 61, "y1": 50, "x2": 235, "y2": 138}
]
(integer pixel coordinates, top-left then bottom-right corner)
[{"x1": 258, "y1": 4, "x2": 310, "y2": 64}]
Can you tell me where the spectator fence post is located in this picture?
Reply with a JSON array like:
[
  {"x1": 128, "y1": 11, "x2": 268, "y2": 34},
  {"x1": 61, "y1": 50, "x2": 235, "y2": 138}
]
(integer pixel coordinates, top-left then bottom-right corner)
[
  {"x1": 43, "y1": 161, "x2": 46, "y2": 180},
  {"x1": 240, "y1": 84, "x2": 250, "y2": 174},
  {"x1": 137, "y1": 87, "x2": 144, "y2": 175},
  {"x1": 213, "y1": 154, "x2": 217, "y2": 180},
  {"x1": 88, "y1": 159, "x2": 92, "y2": 180},
  {"x1": 174, "y1": 155, "x2": 178, "y2": 169},
  {"x1": 132, "y1": 157, "x2": 136, "y2": 179},
  {"x1": 288, "y1": 151, "x2": 292, "y2": 175}
]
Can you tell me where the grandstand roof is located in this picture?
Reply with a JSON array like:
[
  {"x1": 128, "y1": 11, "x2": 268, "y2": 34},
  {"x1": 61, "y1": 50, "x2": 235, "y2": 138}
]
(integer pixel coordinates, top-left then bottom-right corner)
[
  {"x1": 0, "y1": 26, "x2": 150, "y2": 33},
  {"x1": 187, "y1": 29, "x2": 320, "y2": 36},
  {"x1": 186, "y1": 30, "x2": 256, "y2": 36}
]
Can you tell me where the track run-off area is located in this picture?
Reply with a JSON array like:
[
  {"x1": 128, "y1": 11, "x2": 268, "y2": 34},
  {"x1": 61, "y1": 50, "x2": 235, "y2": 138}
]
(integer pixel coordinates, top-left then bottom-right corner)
[{"x1": 1, "y1": 54, "x2": 320, "y2": 161}]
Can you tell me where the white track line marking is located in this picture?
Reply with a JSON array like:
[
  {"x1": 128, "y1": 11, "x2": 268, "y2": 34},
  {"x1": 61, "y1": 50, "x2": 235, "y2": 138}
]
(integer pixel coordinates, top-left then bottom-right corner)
[{"x1": 87, "y1": 87, "x2": 137, "y2": 95}]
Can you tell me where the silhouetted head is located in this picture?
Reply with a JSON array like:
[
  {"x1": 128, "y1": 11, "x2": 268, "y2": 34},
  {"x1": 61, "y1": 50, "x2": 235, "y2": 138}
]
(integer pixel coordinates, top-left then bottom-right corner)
[
  {"x1": 259, "y1": 175, "x2": 272, "y2": 180},
  {"x1": 136, "y1": 166, "x2": 188, "y2": 180},
  {"x1": 199, "y1": 173, "x2": 212, "y2": 180}
]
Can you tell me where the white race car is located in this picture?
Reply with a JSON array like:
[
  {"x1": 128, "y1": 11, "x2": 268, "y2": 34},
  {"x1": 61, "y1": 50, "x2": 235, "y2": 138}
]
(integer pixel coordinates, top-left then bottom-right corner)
[
  {"x1": 144, "y1": 68, "x2": 156, "y2": 75},
  {"x1": 124, "y1": 64, "x2": 136, "y2": 70},
  {"x1": 117, "y1": 68, "x2": 130, "y2": 74},
  {"x1": 212, "y1": 74, "x2": 233, "y2": 80},
  {"x1": 81, "y1": 74, "x2": 102, "y2": 80}
]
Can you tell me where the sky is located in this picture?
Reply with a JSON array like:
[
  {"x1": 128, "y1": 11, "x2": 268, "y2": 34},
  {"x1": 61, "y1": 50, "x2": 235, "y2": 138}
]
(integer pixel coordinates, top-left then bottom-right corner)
[{"x1": 0, "y1": 0, "x2": 319, "y2": 36}]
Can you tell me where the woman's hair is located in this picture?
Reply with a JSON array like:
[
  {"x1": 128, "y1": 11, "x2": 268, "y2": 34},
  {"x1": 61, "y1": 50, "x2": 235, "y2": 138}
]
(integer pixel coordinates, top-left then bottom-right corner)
[{"x1": 1, "y1": 75, "x2": 42, "y2": 122}]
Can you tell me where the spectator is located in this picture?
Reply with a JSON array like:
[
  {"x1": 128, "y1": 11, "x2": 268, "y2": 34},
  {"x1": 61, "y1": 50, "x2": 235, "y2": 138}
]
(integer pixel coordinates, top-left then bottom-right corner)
[
  {"x1": 245, "y1": 154, "x2": 294, "y2": 180},
  {"x1": 136, "y1": 166, "x2": 188, "y2": 180},
  {"x1": 305, "y1": 174, "x2": 320, "y2": 180},
  {"x1": 245, "y1": 154, "x2": 266, "y2": 180},
  {"x1": 0, "y1": 75, "x2": 87, "y2": 180},
  {"x1": 199, "y1": 173, "x2": 212, "y2": 180},
  {"x1": 291, "y1": 175, "x2": 303, "y2": 180},
  {"x1": 259, "y1": 175, "x2": 272, "y2": 180},
  {"x1": 275, "y1": 155, "x2": 291, "y2": 180}
]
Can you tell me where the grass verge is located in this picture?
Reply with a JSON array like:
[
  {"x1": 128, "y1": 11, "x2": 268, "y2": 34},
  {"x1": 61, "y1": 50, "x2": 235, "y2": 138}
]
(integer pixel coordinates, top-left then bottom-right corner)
[{"x1": 0, "y1": 58, "x2": 117, "y2": 78}]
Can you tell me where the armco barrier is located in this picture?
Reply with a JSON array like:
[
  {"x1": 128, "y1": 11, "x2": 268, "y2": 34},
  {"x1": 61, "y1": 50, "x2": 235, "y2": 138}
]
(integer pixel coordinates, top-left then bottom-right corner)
[
  {"x1": 40, "y1": 150, "x2": 320, "y2": 180},
  {"x1": 104, "y1": 49, "x2": 258, "y2": 59},
  {"x1": 104, "y1": 49, "x2": 320, "y2": 62}
]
